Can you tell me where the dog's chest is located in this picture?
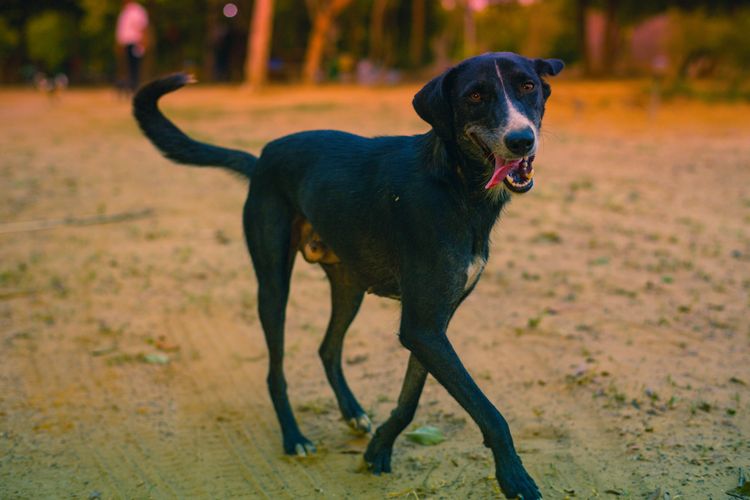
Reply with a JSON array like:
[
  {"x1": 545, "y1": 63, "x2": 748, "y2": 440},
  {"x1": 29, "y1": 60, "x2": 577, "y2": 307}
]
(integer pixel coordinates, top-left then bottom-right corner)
[{"x1": 464, "y1": 256, "x2": 486, "y2": 292}]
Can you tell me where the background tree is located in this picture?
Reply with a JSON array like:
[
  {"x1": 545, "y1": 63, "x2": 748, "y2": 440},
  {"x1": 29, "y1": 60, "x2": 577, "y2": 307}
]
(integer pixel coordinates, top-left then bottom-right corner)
[
  {"x1": 368, "y1": 0, "x2": 389, "y2": 65},
  {"x1": 246, "y1": 0, "x2": 274, "y2": 87},
  {"x1": 302, "y1": 0, "x2": 352, "y2": 84},
  {"x1": 25, "y1": 11, "x2": 76, "y2": 73},
  {"x1": 575, "y1": 0, "x2": 590, "y2": 75},
  {"x1": 0, "y1": 0, "x2": 749, "y2": 85}
]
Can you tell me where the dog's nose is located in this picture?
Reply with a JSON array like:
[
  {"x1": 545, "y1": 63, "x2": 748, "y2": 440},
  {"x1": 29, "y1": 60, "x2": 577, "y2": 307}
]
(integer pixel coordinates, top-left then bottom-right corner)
[{"x1": 504, "y1": 128, "x2": 535, "y2": 157}]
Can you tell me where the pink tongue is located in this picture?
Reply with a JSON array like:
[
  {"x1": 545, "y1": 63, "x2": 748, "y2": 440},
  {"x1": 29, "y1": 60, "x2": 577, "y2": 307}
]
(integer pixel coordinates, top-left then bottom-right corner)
[{"x1": 485, "y1": 157, "x2": 521, "y2": 189}]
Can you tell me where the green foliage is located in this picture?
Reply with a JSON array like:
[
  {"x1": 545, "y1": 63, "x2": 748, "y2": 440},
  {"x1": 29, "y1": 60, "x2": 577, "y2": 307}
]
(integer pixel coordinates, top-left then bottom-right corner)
[
  {"x1": 79, "y1": 0, "x2": 120, "y2": 37},
  {"x1": 4, "y1": 0, "x2": 750, "y2": 83},
  {"x1": 667, "y1": 8, "x2": 729, "y2": 68},
  {"x1": 548, "y1": 0, "x2": 581, "y2": 65},
  {"x1": 78, "y1": 0, "x2": 119, "y2": 78},
  {"x1": 723, "y1": 8, "x2": 750, "y2": 74},
  {"x1": 475, "y1": 3, "x2": 528, "y2": 54},
  {"x1": 519, "y1": 0, "x2": 569, "y2": 57},
  {"x1": 475, "y1": 0, "x2": 572, "y2": 60},
  {"x1": 25, "y1": 11, "x2": 76, "y2": 72},
  {"x1": 667, "y1": 7, "x2": 750, "y2": 80},
  {"x1": 0, "y1": 16, "x2": 20, "y2": 58}
]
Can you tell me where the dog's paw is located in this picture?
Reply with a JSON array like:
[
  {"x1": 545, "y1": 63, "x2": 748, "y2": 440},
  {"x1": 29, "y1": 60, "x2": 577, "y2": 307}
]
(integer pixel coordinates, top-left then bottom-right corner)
[
  {"x1": 495, "y1": 458, "x2": 541, "y2": 499},
  {"x1": 283, "y1": 435, "x2": 316, "y2": 457},
  {"x1": 364, "y1": 448, "x2": 392, "y2": 474},
  {"x1": 347, "y1": 413, "x2": 372, "y2": 435},
  {"x1": 363, "y1": 437, "x2": 392, "y2": 474}
]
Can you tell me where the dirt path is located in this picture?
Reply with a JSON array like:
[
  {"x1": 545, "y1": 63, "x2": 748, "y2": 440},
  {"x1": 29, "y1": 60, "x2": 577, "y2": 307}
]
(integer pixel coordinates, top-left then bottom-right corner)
[{"x1": 1, "y1": 82, "x2": 749, "y2": 499}]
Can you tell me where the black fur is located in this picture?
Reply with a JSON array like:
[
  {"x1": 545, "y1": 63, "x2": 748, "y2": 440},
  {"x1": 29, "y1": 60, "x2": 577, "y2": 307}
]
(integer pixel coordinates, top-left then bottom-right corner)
[
  {"x1": 133, "y1": 52, "x2": 563, "y2": 499},
  {"x1": 133, "y1": 73, "x2": 257, "y2": 177}
]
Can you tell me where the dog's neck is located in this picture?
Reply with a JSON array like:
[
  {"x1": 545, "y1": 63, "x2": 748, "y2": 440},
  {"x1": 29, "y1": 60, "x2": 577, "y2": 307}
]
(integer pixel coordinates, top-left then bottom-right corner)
[
  {"x1": 422, "y1": 131, "x2": 509, "y2": 256},
  {"x1": 423, "y1": 131, "x2": 509, "y2": 203}
]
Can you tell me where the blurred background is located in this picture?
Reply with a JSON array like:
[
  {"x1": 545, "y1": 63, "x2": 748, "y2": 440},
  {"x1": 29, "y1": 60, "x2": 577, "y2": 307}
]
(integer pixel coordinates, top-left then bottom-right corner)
[
  {"x1": 2, "y1": 0, "x2": 750, "y2": 97},
  {"x1": 2, "y1": 1, "x2": 749, "y2": 499}
]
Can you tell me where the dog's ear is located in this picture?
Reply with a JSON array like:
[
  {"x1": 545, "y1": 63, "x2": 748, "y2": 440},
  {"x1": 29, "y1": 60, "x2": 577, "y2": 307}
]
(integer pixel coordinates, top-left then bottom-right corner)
[
  {"x1": 412, "y1": 68, "x2": 455, "y2": 141},
  {"x1": 534, "y1": 59, "x2": 563, "y2": 101},
  {"x1": 534, "y1": 58, "x2": 564, "y2": 77}
]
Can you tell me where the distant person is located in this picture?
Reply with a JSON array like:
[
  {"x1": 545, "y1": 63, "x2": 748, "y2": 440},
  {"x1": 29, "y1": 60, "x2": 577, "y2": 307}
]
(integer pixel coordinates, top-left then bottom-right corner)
[{"x1": 116, "y1": 0, "x2": 149, "y2": 92}]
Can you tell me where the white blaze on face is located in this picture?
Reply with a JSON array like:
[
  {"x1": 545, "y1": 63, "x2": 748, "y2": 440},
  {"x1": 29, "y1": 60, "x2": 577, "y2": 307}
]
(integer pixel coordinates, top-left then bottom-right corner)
[
  {"x1": 494, "y1": 61, "x2": 538, "y2": 145},
  {"x1": 465, "y1": 256, "x2": 486, "y2": 292}
]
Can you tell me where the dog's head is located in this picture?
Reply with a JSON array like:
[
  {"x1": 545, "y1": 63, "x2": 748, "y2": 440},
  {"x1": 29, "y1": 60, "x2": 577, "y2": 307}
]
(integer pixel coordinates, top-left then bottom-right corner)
[{"x1": 413, "y1": 52, "x2": 563, "y2": 194}]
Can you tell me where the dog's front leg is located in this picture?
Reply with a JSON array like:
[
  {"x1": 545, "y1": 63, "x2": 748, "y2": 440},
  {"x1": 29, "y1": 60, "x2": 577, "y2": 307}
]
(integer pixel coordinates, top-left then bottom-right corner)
[
  {"x1": 399, "y1": 305, "x2": 541, "y2": 500},
  {"x1": 364, "y1": 353, "x2": 427, "y2": 473}
]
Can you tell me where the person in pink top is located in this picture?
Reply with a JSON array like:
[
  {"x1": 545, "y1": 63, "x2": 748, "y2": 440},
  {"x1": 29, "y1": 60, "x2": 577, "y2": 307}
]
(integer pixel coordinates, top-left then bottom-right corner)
[{"x1": 116, "y1": 0, "x2": 149, "y2": 92}]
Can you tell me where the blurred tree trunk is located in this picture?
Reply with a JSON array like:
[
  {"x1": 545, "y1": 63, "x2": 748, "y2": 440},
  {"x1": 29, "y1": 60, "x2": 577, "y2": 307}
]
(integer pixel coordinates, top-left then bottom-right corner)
[
  {"x1": 303, "y1": 0, "x2": 352, "y2": 83},
  {"x1": 602, "y1": 0, "x2": 619, "y2": 75},
  {"x1": 369, "y1": 0, "x2": 389, "y2": 64},
  {"x1": 576, "y1": 0, "x2": 590, "y2": 76},
  {"x1": 409, "y1": 0, "x2": 425, "y2": 67},
  {"x1": 245, "y1": 0, "x2": 274, "y2": 88},
  {"x1": 462, "y1": 0, "x2": 476, "y2": 58}
]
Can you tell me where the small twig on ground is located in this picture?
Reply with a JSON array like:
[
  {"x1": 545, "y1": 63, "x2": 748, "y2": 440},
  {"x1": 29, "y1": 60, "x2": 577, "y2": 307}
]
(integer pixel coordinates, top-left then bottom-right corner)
[{"x1": 0, "y1": 208, "x2": 154, "y2": 235}]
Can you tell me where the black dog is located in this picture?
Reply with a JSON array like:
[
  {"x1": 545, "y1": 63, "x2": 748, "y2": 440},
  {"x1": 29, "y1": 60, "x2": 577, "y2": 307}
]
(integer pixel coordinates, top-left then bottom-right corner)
[{"x1": 133, "y1": 52, "x2": 563, "y2": 499}]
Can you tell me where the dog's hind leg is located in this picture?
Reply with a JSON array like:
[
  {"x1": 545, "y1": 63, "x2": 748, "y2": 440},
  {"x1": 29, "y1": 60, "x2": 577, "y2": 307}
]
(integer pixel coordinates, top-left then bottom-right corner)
[
  {"x1": 364, "y1": 353, "x2": 427, "y2": 473},
  {"x1": 244, "y1": 192, "x2": 315, "y2": 456},
  {"x1": 319, "y1": 265, "x2": 368, "y2": 433}
]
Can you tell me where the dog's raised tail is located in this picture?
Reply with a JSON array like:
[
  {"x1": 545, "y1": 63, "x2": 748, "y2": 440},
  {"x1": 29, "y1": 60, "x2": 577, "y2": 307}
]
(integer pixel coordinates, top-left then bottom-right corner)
[{"x1": 133, "y1": 73, "x2": 257, "y2": 178}]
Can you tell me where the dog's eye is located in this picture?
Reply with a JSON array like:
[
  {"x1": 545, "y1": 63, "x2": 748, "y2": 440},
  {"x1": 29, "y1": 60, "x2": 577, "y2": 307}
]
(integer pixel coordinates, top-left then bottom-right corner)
[
  {"x1": 468, "y1": 91, "x2": 482, "y2": 103},
  {"x1": 520, "y1": 81, "x2": 535, "y2": 93}
]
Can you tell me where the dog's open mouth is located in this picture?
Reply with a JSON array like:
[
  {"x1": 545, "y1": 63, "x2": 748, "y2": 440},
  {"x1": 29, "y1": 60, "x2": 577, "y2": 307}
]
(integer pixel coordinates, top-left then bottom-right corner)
[
  {"x1": 470, "y1": 134, "x2": 536, "y2": 194},
  {"x1": 501, "y1": 156, "x2": 534, "y2": 193},
  {"x1": 484, "y1": 155, "x2": 534, "y2": 193}
]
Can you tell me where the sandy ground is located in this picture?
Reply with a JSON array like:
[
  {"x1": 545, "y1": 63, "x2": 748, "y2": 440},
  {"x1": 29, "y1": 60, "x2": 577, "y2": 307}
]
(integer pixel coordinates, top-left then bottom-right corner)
[{"x1": 1, "y1": 80, "x2": 749, "y2": 499}]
